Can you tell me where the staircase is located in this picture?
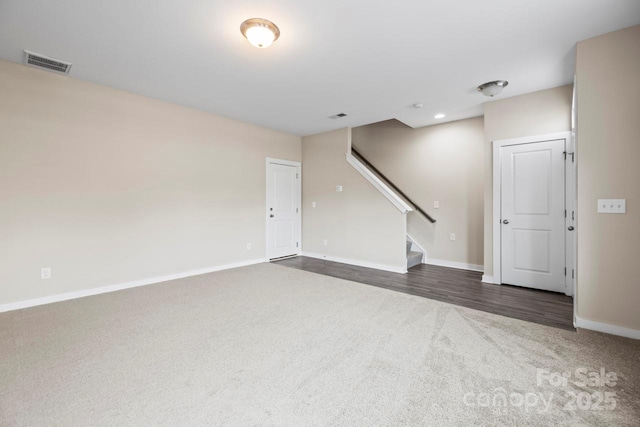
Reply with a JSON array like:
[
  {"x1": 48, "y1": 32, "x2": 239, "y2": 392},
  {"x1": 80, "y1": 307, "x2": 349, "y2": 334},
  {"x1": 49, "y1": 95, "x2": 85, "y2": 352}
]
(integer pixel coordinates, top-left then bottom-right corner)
[
  {"x1": 350, "y1": 148, "x2": 436, "y2": 223},
  {"x1": 407, "y1": 240, "x2": 424, "y2": 270},
  {"x1": 346, "y1": 145, "x2": 432, "y2": 273}
]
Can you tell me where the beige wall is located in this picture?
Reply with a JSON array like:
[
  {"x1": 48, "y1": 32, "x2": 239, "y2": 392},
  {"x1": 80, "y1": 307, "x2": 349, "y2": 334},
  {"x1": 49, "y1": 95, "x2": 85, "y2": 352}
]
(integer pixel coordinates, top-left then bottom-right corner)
[
  {"x1": 301, "y1": 128, "x2": 406, "y2": 270},
  {"x1": 483, "y1": 85, "x2": 573, "y2": 277},
  {"x1": 352, "y1": 118, "x2": 484, "y2": 268},
  {"x1": 0, "y1": 60, "x2": 300, "y2": 305},
  {"x1": 575, "y1": 25, "x2": 640, "y2": 331}
]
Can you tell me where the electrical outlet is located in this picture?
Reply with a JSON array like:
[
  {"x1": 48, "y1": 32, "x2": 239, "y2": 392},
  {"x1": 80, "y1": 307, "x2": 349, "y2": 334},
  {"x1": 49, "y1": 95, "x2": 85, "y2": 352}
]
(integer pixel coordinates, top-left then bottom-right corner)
[
  {"x1": 323, "y1": 239, "x2": 328, "y2": 246},
  {"x1": 450, "y1": 233, "x2": 456, "y2": 241},
  {"x1": 312, "y1": 201, "x2": 316, "y2": 208},
  {"x1": 41, "y1": 267, "x2": 52, "y2": 280},
  {"x1": 336, "y1": 185, "x2": 343, "y2": 192},
  {"x1": 246, "y1": 243, "x2": 252, "y2": 250},
  {"x1": 434, "y1": 201, "x2": 440, "y2": 209}
]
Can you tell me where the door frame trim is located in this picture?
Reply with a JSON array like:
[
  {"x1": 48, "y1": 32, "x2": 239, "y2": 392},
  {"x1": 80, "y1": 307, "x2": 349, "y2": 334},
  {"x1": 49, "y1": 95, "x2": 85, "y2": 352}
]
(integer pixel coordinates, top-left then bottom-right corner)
[
  {"x1": 492, "y1": 131, "x2": 575, "y2": 295},
  {"x1": 265, "y1": 157, "x2": 302, "y2": 260}
]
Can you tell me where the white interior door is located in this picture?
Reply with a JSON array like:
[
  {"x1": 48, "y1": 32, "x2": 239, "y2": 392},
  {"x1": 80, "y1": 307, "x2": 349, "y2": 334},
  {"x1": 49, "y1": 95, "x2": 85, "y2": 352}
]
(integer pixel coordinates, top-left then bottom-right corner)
[
  {"x1": 500, "y1": 139, "x2": 566, "y2": 292},
  {"x1": 266, "y1": 159, "x2": 301, "y2": 260}
]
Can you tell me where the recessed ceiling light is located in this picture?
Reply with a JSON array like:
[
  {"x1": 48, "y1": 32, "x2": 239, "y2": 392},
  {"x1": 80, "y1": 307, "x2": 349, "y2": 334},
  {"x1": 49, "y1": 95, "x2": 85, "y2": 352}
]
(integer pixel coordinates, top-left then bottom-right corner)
[
  {"x1": 240, "y1": 18, "x2": 280, "y2": 48},
  {"x1": 434, "y1": 113, "x2": 445, "y2": 119}
]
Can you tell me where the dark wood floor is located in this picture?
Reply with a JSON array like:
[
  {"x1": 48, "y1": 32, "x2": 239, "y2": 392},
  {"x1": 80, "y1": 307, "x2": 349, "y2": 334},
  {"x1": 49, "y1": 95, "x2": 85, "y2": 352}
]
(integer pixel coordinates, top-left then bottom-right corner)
[{"x1": 274, "y1": 256, "x2": 575, "y2": 331}]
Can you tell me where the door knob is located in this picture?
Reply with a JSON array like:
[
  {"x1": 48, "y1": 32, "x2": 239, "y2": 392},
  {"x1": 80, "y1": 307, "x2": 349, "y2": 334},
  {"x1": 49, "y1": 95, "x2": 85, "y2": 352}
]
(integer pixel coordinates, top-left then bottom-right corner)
[
  {"x1": 568, "y1": 226, "x2": 574, "y2": 231},
  {"x1": 502, "y1": 219, "x2": 509, "y2": 224},
  {"x1": 270, "y1": 214, "x2": 274, "y2": 218}
]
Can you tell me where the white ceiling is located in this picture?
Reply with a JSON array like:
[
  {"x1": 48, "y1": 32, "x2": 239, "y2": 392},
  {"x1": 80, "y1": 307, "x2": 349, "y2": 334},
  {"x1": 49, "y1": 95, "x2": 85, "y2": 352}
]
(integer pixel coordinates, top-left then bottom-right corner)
[{"x1": 1, "y1": 1, "x2": 639, "y2": 136}]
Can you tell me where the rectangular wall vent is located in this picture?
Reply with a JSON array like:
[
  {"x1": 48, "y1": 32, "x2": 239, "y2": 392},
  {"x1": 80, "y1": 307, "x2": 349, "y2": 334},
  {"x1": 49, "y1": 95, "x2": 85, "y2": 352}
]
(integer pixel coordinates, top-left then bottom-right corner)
[
  {"x1": 24, "y1": 50, "x2": 72, "y2": 74},
  {"x1": 329, "y1": 113, "x2": 347, "y2": 119}
]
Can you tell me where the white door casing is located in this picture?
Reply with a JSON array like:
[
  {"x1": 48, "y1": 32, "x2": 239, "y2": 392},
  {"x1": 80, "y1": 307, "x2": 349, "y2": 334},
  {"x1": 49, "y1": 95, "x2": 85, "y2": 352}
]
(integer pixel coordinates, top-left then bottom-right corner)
[
  {"x1": 500, "y1": 139, "x2": 565, "y2": 292},
  {"x1": 492, "y1": 132, "x2": 574, "y2": 296},
  {"x1": 266, "y1": 158, "x2": 301, "y2": 260},
  {"x1": 570, "y1": 78, "x2": 578, "y2": 318}
]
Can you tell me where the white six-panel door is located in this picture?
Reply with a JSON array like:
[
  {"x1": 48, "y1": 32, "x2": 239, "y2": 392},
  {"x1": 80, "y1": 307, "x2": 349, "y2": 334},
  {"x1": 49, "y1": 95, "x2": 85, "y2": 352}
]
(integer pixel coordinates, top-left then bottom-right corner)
[
  {"x1": 500, "y1": 139, "x2": 566, "y2": 292},
  {"x1": 266, "y1": 159, "x2": 301, "y2": 260}
]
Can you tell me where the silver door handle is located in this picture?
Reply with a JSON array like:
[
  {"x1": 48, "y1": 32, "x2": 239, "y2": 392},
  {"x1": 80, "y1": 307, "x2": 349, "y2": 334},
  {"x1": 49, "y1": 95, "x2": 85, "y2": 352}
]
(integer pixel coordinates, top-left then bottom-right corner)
[
  {"x1": 568, "y1": 226, "x2": 574, "y2": 231},
  {"x1": 502, "y1": 219, "x2": 509, "y2": 224}
]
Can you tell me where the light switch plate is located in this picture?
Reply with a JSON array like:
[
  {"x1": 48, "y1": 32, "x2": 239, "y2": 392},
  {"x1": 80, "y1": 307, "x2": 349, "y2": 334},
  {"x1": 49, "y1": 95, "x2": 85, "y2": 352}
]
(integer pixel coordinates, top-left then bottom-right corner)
[
  {"x1": 434, "y1": 201, "x2": 440, "y2": 209},
  {"x1": 597, "y1": 199, "x2": 626, "y2": 214},
  {"x1": 336, "y1": 185, "x2": 343, "y2": 192}
]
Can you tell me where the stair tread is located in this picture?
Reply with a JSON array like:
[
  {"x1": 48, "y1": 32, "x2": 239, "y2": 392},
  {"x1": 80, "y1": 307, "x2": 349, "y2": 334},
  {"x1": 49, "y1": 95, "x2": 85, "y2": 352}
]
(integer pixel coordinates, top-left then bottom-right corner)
[
  {"x1": 406, "y1": 239, "x2": 423, "y2": 269},
  {"x1": 406, "y1": 250, "x2": 423, "y2": 268}
]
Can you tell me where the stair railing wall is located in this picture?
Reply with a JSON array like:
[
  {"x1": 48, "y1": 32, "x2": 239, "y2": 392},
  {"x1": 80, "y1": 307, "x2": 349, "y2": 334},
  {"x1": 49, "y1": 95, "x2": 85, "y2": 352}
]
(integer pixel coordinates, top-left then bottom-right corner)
[{"x1": 351, "y1": 148, "x2": 436, "y2": 224}]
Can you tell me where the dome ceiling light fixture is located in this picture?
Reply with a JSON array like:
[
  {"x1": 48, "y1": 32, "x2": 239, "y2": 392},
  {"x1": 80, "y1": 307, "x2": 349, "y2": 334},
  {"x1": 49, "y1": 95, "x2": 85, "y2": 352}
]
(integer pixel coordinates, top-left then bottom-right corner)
[
  {"x1": 240, "y1": 18, "x2": 280, "y2": 49},
  {"x1": 477, "y1": 80, "x2": 509, "y2": 97}
]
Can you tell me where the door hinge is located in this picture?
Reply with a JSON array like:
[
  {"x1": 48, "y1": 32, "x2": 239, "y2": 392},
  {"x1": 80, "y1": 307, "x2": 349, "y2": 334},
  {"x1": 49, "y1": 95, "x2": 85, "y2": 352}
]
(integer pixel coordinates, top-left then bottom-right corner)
[
  {"x1": 296, "y1": 173, "x2": 299, "y2": 179},
  {"x1": 563, "y1": 151, "x2": 575, "y2": 162},
  {"x1": 572, "y1": 211, "x2": 575, "y2": 221},
  {"x1": 296, "y1": 242, "x2": 299, "y2": 248},
  {"x1": 572, "y1": 269, "x2": 575, "y2": 279},
  {"x1": 296, "y1": 208, "x2": 299, "y2": 213},
  {"x1": 564, "y1": 209, "x2": 567, "y2": 218},
  {"x1": 564, "y1": 267, "x2": 567, "y2": 276}
]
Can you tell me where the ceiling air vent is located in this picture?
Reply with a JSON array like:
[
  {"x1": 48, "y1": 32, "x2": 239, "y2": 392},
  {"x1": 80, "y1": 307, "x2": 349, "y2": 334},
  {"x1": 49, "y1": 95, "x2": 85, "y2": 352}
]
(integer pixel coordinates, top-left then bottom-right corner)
[
  {"x1": 24, "y1": 50, "x2": 72, "y2": 74},
  {"x1": 329, "y1": 113, "x2": 347, "y2": 119}
]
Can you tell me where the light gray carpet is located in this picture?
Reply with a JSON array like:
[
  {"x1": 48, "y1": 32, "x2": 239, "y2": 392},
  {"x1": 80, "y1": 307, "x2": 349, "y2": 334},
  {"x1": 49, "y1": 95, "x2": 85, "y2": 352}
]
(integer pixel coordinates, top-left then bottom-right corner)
[{"x1": 1, "y1": 263, "x2": 638, "y2": 426}]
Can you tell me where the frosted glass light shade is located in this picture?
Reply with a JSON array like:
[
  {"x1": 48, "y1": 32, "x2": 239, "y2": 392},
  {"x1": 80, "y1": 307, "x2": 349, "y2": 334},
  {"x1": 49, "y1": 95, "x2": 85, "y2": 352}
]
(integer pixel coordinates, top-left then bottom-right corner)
[
  {"x1": 477, "y1": 80, "x2": 509, "y2": 97},
  {"x1": 240, "y1": 18, "x2": 280, "y2": 49},
  {"x1": 245, "y1": 26, "x2": 275, "y2": 48}
]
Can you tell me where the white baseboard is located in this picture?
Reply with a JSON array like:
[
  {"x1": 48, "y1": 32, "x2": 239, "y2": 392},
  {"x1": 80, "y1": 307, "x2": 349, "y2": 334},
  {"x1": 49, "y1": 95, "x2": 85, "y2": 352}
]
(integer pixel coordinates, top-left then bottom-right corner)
[
  {"x1": 425, "y1": 258, "x2": 484, "y2": 273},
  {"x1": 0, "y1": 258, "x2": 267, "y2": 314},
  {"x1": 575, "y1": 316, "x2": 640, "y2": 340},
  {"x1": 301, "y1": 252, "x2": 407, "y2": 274},
  {"x1": 482, "y1": 275, "x2": 494, "y2": 284}
]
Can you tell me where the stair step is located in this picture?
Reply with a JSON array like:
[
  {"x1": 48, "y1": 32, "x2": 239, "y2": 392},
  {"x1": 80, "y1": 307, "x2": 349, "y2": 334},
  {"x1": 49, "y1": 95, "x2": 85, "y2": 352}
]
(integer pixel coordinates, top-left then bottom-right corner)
[{"x1": 407, "y1": 251, "x2": 423, "y2": 269}]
